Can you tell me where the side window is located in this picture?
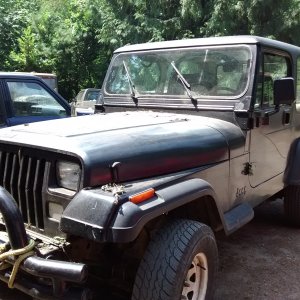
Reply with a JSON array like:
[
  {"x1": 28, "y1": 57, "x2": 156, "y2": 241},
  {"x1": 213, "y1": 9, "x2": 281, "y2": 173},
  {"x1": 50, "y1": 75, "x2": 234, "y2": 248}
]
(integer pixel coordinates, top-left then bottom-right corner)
[
  {"x1": 255, "y1": 53, "x2": 290, "y2": 108},
  {"x1": 7, "y1": 81, "x2": 67, "y2": 117}
]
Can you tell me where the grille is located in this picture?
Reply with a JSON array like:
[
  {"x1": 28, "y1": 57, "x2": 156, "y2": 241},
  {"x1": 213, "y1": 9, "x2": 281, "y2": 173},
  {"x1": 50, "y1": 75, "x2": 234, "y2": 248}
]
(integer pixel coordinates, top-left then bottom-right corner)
[{"x1": 0, "y1": 149, "x2": 45, "y2": 230}]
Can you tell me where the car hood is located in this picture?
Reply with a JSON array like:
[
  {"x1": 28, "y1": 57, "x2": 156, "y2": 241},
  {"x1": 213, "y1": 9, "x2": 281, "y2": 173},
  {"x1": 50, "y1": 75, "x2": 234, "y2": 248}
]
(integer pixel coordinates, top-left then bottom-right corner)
[{"x1": 0, "y1": 111, "x2": 245, "y2": 186}]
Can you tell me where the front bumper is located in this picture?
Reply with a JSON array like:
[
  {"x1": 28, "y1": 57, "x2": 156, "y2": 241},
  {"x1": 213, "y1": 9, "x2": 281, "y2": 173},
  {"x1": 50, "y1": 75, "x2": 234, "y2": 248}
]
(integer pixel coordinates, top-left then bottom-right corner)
[{"x1": 0, "y1": 187, "x2": 90, "y2": 300}]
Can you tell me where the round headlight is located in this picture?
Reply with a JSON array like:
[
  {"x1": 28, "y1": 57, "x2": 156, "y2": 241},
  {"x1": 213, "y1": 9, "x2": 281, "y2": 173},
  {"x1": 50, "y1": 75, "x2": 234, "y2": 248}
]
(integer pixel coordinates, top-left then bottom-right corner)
[{"x1": 56, "y1": 161, "x2": 81, "y2": 191}]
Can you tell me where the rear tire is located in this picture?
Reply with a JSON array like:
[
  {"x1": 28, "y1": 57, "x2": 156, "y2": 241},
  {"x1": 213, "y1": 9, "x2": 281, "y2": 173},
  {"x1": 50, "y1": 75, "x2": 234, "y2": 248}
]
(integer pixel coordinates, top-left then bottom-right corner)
[
  {"x1": 284, "y1": 185, "x2": 300, "y2": 226},
  {"x1": 132, "y1": 219, "x2": 218, "y2": 300}
]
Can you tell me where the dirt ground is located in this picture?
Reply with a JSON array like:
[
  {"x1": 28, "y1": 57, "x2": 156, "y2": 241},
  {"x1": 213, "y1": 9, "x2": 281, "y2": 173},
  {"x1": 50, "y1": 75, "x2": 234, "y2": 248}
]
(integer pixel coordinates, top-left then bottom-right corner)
[
  {"x1": 0, "y1": 198, "x2": 299, "y2": 300},
  {"x1": 214, "y1": 198, "x2": 300, "y2": 300}
]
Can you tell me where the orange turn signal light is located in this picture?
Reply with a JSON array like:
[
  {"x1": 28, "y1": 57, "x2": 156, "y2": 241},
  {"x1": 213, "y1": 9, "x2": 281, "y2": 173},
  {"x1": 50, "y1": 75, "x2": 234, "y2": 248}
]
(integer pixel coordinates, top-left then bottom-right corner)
[{"x1": 129, "y1": 188, "x2": 155, "y2": 204}]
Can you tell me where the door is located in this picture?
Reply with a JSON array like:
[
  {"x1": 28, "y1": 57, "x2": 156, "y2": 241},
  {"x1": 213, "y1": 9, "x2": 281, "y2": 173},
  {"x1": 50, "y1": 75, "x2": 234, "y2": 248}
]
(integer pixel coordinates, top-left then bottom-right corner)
[{"x1": 249, "y1": 50, "x2": 293, "y2": 187}]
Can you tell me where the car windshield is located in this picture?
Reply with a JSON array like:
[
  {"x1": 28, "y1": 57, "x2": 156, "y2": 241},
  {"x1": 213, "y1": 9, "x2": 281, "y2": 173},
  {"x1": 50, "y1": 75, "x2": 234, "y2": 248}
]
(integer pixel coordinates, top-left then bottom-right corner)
[{"x1": 105, "y1": 45, "x2": 251, "y2": 99}]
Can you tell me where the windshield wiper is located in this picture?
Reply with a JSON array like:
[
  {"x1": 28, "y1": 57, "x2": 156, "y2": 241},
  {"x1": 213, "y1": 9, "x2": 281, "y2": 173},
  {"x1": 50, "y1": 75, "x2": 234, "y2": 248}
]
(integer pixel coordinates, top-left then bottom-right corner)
[
  {"x1": 122, "y1": 61, "x2": 138, "y2": 104},
  {"x1": 170, "y1": 61, "x2": 197, "y2": 106}
]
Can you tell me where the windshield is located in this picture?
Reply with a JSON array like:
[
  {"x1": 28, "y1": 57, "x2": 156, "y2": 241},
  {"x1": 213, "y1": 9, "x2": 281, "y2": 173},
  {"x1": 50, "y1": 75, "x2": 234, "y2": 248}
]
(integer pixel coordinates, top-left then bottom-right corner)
[{"x1": 105, "y1": 46, "x2": 251, "y2": 99}]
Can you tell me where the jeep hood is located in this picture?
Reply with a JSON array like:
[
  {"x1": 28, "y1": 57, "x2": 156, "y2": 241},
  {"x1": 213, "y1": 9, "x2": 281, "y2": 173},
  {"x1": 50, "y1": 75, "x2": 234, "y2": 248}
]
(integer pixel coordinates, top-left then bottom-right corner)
[{"x1": 0, "y1": 111, "x2": 245, "y2": 186}]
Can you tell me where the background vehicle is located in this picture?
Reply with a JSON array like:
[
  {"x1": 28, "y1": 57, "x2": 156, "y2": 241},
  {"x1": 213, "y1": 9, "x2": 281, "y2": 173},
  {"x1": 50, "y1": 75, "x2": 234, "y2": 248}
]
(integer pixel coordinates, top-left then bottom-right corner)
[
  {"x1": 32, "y1": 72, "x2": 58, "y2": 91},
  {"x1": 74, "y1": 88, "x2": 101, "y2": 113},
  {"x1": 0, "y1": 72, "x2": 71, "y2": 127},
  {"x1": 0, "y1": 36, "x2": 300, "y2": 300},
  {"x1": 11, "y1": 72, "x2": 58, "y2": 91}
]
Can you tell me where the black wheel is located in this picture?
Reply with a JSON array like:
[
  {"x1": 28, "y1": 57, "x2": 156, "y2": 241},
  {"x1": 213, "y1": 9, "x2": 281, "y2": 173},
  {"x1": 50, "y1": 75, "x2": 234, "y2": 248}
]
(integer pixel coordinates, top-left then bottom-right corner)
[
  {"x1": 132, "y1": 219, "x2": 218, "y2": 300},
  {"x1": 284, "y1": 185, "x2": 300, "y2": 225}
]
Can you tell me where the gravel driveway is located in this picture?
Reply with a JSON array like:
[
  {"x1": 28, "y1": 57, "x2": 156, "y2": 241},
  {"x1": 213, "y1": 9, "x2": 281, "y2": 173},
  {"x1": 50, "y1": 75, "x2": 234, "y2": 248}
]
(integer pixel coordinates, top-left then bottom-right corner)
[
  {"x1": 214, "y1": 198, "x2": 300, "y2": 300},
  {"x1": 0, "y1": 198, "x2": 299, "y2": 300}
]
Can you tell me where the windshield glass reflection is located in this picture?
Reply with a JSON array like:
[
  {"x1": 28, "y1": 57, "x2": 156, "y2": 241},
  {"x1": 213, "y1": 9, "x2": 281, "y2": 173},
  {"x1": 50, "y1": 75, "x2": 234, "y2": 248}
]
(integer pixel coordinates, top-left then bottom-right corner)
[{"x1": 105, "y1": 46, "x2": 251, "y2": 99}]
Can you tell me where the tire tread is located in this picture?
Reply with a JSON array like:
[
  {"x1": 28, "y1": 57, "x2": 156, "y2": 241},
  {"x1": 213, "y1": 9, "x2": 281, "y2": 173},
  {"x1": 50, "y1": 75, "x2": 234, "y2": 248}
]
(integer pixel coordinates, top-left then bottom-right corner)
[{"x1": 132, "y1": 219, "x2": 217, "y2": 300}]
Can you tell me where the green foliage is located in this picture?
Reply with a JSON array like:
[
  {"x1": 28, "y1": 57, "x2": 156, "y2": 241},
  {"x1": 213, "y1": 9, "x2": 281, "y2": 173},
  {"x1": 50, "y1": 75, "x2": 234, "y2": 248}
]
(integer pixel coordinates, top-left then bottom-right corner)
[
  {"x1": 10, "y1": 26, "x2": 41, "y2": 71},
  {"x1": 205, "y1": 0, "x2": 300, "y2": 44},
  {"x1": 0, "y1": 0, "x2": 40, "y2": 69},
  {"x1": 1, "y1": 0, "x2": 300, "y2": 99},
  {"x1": 30, "y1": 0, "x2": 106, "y2": 99}
]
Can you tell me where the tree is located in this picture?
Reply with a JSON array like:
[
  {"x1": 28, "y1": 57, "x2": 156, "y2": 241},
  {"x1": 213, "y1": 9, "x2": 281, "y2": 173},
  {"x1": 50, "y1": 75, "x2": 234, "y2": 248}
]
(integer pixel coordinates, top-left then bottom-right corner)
[
  {"x1": 204, "y1": 0, "x2": 300, "y2": 46},
  {"x1": 3, "y1": 0, "x2": 300, "y2": 100},
  {"x1": 0, "y1": 0, "x2": 39, "y2": 69},
  {"x1": 9, "y1": 26, "x2": 41, "y2": 71},
  {"x1": 29, "y1": 0, "x2": 106, "y2": 99}
]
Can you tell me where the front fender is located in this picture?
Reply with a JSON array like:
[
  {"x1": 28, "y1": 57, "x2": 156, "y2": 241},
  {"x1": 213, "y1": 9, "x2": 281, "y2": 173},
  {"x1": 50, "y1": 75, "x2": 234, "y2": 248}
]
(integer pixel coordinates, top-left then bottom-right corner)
[
  {"x1": 60, "y1": 178, "x2": 221, "y2": 243},
  {"x1": 108, "y1": 178, "x2": 219, "y2": 242}
]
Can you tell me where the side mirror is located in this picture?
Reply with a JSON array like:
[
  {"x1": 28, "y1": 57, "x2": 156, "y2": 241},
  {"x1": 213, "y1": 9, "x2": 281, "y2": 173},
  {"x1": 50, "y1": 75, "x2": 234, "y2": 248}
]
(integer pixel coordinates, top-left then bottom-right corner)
[{"x1": 274, "y1": 77, "x2": 295, "y2": 105}]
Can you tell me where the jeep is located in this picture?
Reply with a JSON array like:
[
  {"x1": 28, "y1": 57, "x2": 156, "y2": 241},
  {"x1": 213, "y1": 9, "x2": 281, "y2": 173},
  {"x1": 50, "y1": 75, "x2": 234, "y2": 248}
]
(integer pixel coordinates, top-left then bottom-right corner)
[{"x1": 0, "y1": 36, "x2": 300, "y2": 300}]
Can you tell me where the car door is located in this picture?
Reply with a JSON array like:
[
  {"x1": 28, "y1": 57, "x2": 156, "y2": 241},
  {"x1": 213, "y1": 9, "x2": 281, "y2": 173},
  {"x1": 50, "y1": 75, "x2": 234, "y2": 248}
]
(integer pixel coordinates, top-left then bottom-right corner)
[
  {"x1": 5, "y1": 79, "x2": 70, "y2": 126},
  {"x1": 249, "y1": 49, "x2": 294, "y2": 187}
]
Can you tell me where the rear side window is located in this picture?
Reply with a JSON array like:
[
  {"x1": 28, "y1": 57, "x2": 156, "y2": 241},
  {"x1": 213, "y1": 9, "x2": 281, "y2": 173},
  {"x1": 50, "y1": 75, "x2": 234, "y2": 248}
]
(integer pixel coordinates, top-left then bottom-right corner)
[{"x1": 7, "y1": 81, "x2": 67, "y2": 117}]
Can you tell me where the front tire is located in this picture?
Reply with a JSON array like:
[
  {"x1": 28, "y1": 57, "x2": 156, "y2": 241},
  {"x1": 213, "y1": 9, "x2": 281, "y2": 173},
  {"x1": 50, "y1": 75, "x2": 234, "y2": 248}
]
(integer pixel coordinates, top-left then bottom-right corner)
[
  {"x1": 132, "y1": 219, "x2": 218, "y2": 300},
  {"x1": 284, "y1": 185, "x2": 300, "y2": 226}
]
